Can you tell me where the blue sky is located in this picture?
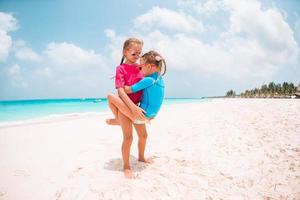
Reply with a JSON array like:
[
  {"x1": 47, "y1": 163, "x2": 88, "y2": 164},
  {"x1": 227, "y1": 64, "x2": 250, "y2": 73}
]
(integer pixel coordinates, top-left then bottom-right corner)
[{"x1": 0, "y1": 0, "x2": 299, "y2": 100}]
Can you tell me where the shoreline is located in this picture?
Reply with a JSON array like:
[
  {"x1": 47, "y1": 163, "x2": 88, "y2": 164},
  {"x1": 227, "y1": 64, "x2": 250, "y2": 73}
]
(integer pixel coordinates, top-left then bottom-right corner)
[
  {"x1": 0, "y1": 112, "x2": 110, "y2": 129},
  {"x1": 0, "y1": 100, "x2": 206, "y2": 128},
  {"x1": 1, "y1": 97, "x2": 298, "y2": 127}
]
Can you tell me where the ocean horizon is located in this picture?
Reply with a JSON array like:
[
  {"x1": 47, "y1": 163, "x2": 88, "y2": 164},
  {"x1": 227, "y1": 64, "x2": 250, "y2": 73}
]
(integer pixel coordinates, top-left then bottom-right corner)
[{"x1": 0, "y1": 98, "x2": 207, "y2": 123}]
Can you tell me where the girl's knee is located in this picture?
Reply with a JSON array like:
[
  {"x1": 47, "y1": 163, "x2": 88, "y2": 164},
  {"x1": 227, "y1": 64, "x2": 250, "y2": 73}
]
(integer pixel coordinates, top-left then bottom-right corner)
[
  {"x1": 107, "y1": 93, "x2": 115, "y2": 100},
  {"x1": 139, "y1": 132, "x2": 147, "y2": 140},
  {"x1": 123, "y1": 135, "x2": 133, "y2": 142}
]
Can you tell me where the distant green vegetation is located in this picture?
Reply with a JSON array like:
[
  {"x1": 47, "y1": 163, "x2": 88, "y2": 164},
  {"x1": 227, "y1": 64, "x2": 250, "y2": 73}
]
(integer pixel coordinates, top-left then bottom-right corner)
[
  {"x1": 226, "y1": 90, "x2": 236, "y2": 97},
  {"x1": 225, "y1": 82, "x2": 299, "y2": 98}
]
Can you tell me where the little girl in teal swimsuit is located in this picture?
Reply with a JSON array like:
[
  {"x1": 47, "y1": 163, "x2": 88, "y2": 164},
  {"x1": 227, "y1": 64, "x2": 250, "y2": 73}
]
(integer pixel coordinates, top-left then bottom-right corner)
[{"x1": 107, "y1": 50, "x2": 166, "y2": 124}]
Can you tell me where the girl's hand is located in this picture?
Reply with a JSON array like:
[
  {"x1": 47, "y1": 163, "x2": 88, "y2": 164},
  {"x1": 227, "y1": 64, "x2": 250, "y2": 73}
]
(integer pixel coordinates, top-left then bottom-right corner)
[
  {"x1": 132, "y1": 105, "x2": 147, "y2": 121},
  {"x1": 124, "y1": 86, "x2": 132, "y2": 94}
]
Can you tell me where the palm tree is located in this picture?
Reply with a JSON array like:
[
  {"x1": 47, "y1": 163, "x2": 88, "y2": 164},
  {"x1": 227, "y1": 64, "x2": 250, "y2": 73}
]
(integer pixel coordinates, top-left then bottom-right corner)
[
  {"x1": 245, "y1": 90, "x2": 250, "y2": 98},
  {"x1": 226, "y1": 90, "x2": 236, "y2": 97},
  {"x1": 237, "y1": 82, "x2": 297, "y2": 98},
  {"x1": 261, "y1": 84, "x2": 268, "y2": 97},
  {"x1": 274, "y1": 83, "x2": 281, "y2": 97},
  {"x1": 288, "y1": 82, "x2": 296, "y2": 95},
  {"x1": 282, "y1": 82, "x2": 289, "y2": 96},
  {"x1": 254, "y1": 88, "x2": 259, "y2": 97},
  {"x1": 268, "y1": 82, "x2": 276, "y2": 97},
  {"x1": 296, "y1": 83, "x2": 300, "y2": 97}
]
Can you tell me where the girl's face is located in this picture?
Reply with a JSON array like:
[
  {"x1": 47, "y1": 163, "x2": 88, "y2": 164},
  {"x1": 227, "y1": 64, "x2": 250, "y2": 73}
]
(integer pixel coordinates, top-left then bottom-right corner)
[
  {"x1": 139, "y1": 58, "x2": 156, "y2": 76},
  {"x1": 124, "y1": 44, "x2": 142, "y2": 64}
]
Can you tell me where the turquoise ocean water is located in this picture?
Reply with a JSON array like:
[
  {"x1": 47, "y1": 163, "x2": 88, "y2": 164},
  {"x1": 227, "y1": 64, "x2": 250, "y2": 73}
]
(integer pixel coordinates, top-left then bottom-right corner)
[{"x1": 0, "y1": 98, "x2": 206, "y2": 122}]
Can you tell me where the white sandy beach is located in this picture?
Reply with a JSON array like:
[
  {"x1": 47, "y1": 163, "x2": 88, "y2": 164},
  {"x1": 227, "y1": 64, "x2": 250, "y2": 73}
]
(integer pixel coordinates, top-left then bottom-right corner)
[{"x1": 0, "y1": 99, "x2": 299, "y2": 200}]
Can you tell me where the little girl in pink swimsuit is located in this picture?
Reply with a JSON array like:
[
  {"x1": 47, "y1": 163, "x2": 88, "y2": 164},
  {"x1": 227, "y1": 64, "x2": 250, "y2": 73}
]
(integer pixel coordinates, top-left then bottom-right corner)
[{"x1": 106, "y1": 38, "x2": 150, "y2": 179}]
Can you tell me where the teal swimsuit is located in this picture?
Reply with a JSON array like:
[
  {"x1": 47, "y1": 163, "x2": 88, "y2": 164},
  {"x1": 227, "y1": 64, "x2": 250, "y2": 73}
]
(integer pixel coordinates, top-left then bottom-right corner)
[{"x1": 130, "y1": 72, "x2": 165, "y2": 118}]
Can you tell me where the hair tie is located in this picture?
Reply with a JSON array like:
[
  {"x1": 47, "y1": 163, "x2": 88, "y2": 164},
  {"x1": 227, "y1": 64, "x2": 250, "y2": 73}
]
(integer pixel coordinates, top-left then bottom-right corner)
[{"x1": 155, "y1": 56, "x2": 162, "y2": 62}]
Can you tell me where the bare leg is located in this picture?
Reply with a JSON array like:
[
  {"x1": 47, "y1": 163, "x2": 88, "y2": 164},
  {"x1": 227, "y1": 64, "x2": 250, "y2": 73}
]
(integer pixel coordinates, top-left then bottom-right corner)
[
  {"x1": 107, "y1": 93, "x2": 135, "y2": 121},
  {"x1": 107, "y1": 93, "x2": 119, "y2": 118},
  {"x1": 118, "y1": 111, "x2": 135, "y2": 179},
  {"x1": 106, "y1": 118, "x2": 120, "y2": 125},
  {"x1": 106, "y1": 93, "x2": 120, "y2": 125},
  {"x1": 134, "y1": 124, "x2": 153, "y2": 164}
]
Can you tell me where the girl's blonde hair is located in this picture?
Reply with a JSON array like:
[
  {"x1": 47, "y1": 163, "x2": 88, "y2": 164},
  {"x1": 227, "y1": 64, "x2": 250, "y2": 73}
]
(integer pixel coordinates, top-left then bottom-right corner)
[
  {"x1": 120, "y1": 38, "x2": 143, "y2": 64},
  {"x1": 141, "y1": 50, "x2": 167, "y2": 76}
]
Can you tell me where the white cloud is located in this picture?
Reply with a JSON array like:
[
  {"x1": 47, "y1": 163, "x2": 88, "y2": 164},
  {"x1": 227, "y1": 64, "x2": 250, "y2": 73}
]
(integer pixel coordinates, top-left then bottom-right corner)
[
  {"x1": 222, "y1": 0, "x2": 299, "y2": 65},
  {"x1": 7, "y1": 64, "x2": 28, "y2": 87},
  {"x1": 125, "y1": 0, "x2": 299, "y2": 80},
  {"x1": 44, "y1": 42, "x2": 106, "y2": 70},
  {"x1": 4, "y1": 41, "x2": 113, "y2": 98},
  {"x1": 194, "y1": 0, "x2": 224, "y2": 15},
  {"x1": 40, "y1": 42, "x2": 112, "y2": 95},
  {"x1": 138, "y1": 32, "x2": 266, "y2": 79},
  {"x1": 0, "y1": 30, "x2": 12, "y2": 62},
  {"x1": 134, "y1": 6, "x2": 204, "y2": 33},
  {"x1": 105, "y1": 29, "x2": 128, "y2": 65},
  {"x1": 176, "y1": 0, "x2": 197, "y2": 7},
  {"x1": 0, "y1": 12, "x2": 18, "y2": 32},
  {"x1": 105, "y1": 29, "x2": 116, "y2": 39},
  {"x1": 177, "y1": 0, "x2": 224, "y2": 16},
  {"x1": 295, "y1": 18, "x2": 300, "y2": 39},
  {"x1": 35, "y1": 67, "x2": 52, "y2": 78},
  {"x1": 0, "y1": 12, "x2": 18, "y2": 62},
  {"x1": 13, "y1": 40, "x2": 42, "y2": 62}
]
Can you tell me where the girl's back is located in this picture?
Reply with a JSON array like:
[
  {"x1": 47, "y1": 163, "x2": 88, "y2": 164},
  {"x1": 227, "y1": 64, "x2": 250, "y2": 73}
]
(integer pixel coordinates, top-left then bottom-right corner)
[{"x1": 131, "y1": 72, "x2": 164, "y2": 118}]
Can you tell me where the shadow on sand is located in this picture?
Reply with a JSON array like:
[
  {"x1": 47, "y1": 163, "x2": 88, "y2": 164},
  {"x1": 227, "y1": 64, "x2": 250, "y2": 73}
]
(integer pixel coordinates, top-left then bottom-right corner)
[{"x1": 104, "y1": 155, "x2": 148, "y2": 172}]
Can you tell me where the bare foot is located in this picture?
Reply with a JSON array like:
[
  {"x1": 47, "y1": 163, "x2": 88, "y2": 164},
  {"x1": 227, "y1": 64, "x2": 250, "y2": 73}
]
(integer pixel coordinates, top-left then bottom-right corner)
[
  {"x1": 124, "y1": 169, "x2": 135, "y2": 179},
  {"x1": 138, "y1": 157, "x2": 154, "y2": 164},
  {"x1": 105, "y1": 118, "x2": 120, "y2": 125}
]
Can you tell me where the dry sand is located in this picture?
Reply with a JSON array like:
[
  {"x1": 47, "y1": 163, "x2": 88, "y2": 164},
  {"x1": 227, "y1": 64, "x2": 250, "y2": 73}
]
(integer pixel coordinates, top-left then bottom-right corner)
[{"x1": 0, "y1": 99, "x2": 299, "y2": 200}]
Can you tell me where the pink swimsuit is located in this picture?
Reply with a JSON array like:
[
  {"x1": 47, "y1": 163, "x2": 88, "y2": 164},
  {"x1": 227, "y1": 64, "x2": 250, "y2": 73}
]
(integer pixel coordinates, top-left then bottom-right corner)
[{"x1": 115, "y1": 63, "x2": 143, "y2": 104}]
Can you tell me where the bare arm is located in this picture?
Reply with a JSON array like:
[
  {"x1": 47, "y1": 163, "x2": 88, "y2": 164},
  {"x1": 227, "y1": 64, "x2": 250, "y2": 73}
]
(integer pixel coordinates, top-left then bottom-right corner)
[
  {"x1": 124, "y1": 86, "x2": 132, "y2": 94},
  {"x1": 118, "y1": 88, "x2": 135, "y2": 111}
]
